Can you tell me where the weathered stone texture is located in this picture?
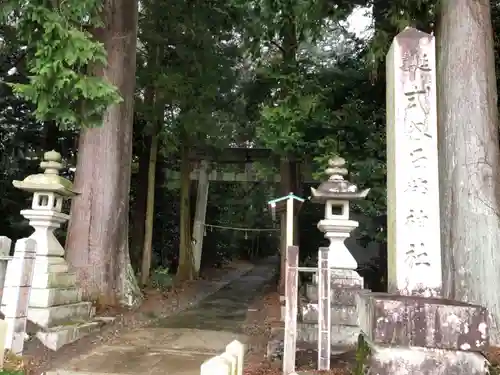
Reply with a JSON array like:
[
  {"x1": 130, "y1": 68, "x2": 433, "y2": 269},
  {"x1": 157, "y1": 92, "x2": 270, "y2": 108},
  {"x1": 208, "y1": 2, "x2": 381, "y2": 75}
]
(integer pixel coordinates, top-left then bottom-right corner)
[
  {"x1": 306, "y1": 283, "x2": 363, "y2": 306},
  {"x1": 302, "y1": 302, "x2": 358, "y2": 326},
  {"x1": 330, "y1": 269, "x2": 363, "y2": 288},
  {"x1": 365, "y1": 344, "x2": 489, "y2": 375},
  {"x1": 357, "y1": 293, "x2": 488, "y2": 352}
]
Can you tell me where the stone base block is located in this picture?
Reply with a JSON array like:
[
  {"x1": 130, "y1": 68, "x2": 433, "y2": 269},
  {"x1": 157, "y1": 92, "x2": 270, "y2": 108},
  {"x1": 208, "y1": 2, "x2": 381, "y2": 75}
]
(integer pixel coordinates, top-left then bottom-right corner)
[
  {"x1": 267, "y1": 324, "x2": 360, "y2": 361},
  {"x1": 301, "y1": 302, "x2": 357, "y2": 326},
  {"x1": 36, "y1": 320, "x2": 104, "y2": 351},
  {"x1": 357, "y1": 336, "x2": 489, "y2": 375},
  {"x1": 31, "y1": 271, "x2": 77, "y2": 289},
  {"x1": 297, "y1": 322, "x2": 360, "y2": 347},
  {"x1": 28, "y1": 301, "x2": 95, "y2": 328},
  {"x1": 313, "y1": 268, "x2": 363, "y2": 286},
  {"x1": 29, "y1": 288, "x2": 81, "y2": 308},
  {"x1": 356, "y1": 292, "x2": 489, "y2": 351},
  {"x1": 306, "y1": 283, "x2": 367, "y2": 306},
  {"x1": 330, "y1": 269, "x2": 364, "y2": 288}
]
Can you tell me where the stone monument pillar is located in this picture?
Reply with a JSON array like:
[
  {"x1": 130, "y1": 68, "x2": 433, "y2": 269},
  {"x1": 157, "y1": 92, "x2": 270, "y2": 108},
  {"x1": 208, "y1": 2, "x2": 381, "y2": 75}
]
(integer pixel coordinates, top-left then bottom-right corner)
[
  {"x1": 302, "y1": 157, "x2": 370, "y2": 368},
  {"x1": 355, "y1": 28, "x2": 490, "y2": 374},
  {"x1": 11, "y1": 150, "x2": 97, "y2": 350}
]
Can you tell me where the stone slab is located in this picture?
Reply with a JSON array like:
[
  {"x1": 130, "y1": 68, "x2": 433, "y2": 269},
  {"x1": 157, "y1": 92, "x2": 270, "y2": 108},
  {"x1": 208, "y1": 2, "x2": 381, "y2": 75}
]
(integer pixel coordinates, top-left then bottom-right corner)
[
  {"x1": 357, "y1": 292, "x2": 488, "y2": 352},
  {"x1": 37, "y1": 321, "x2": 105, "y2": 351},
  {"x1": 46, "y1": 345, "x2": 212, "y2": 375},
  {"x1": 305, "y1": 284, "x2": 366, "y2": 306},
  {"x1": 301, "y1": 302, "x2": 357, "y2": 326},
  {"x1": 111, "y1": 328, "x2": 248, "y2": 354},
  {"x1": 47, "y1": 329, "x2": 248, "y2": 375},
  {"x1": 362, "y1": 338, "x2": 489, "y2": 375},
  {"x1": 330, "y1": 269, "x2": 364, "y2": 288},
  {"x1": 31, "y1": 271, "x2": 77, "y2": 289},
  {"x1": 296, "y1": 323, "x2": 360, "y2": 347},
  {"x1": 28, "y1": 301, "x2": 94, "y2": 328},
  {"x1": 268, "y1": 324, "x2": 359, "y2": 360},
  {"x1": 29, "y1": 287, "x2": 81, "y2": 308}
]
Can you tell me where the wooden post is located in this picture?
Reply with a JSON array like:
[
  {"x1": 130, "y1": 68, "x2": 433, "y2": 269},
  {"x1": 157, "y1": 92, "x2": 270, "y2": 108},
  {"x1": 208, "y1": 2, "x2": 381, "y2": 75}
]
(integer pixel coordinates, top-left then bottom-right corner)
[
  {"x1": 192, "y1": 160, "x2": 210, "y2": 275},
  {"x1": 279, "y1": 160, "x2": 291, "y2": 296},
  {"x1": 282, "y1": 194, "x2": 295, "y2": 311},
  {"x1": 286, "y1": 195, "x2": 294, "y2": 249},
  {"x1": 317, "y1": 247, "x2": 331, "y2": 370},
  {"x1": 283, "y1": 245, "x2": 299, "y2": 375}
]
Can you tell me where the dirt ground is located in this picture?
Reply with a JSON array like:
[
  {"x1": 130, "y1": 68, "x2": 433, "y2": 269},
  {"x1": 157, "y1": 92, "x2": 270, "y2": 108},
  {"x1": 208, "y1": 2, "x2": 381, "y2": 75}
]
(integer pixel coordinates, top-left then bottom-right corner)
[
  {"x1": 7, "y1": 261, "x2": 500, "y2": 375},
  {"x1": 8, "y1": 260, "x2": 253, "y2": 375},
  {"x1": 242, "y1": 288, "x2": 352, "y2": 375}
]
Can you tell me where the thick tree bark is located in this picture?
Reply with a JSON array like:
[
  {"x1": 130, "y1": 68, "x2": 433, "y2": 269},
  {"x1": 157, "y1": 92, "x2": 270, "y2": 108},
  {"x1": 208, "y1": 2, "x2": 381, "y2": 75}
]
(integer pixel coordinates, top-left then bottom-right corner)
[
  {"x1": 437, "y1": 0, "x2": 500, "y2": 343},
  {"x1": 176, "y1": 143, "x2": 194, "y2": 281},
  {"x1": 65, "y1": 0, "x2": 142, "y2": 307}
]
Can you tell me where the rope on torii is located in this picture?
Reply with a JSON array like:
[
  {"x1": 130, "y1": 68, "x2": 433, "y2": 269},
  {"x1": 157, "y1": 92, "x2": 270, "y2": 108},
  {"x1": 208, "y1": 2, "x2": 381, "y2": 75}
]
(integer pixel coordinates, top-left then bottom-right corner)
[{"x1": 203, "y1": 223, "x2": 279, "y2": 232}]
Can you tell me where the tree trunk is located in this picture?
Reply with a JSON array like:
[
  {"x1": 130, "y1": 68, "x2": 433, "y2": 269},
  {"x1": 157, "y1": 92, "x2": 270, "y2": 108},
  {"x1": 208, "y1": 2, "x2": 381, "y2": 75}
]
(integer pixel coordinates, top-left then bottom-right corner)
[
  {"x1": 65, "y1": 0, "x2": 142, "y2": 307},
  {"x1": 140, "y1": 130, "x2": 159, "y2": 285},
  {"x1": 139, "y1": 42, "x2": 162, "y2": 286},
  {"x1": 130, "y1": 134, "x2": 151, "y2": 272},
  {"x1": 176, "y1": 143, "x2": 194, "y2": 281},
  {"x1": 437, "y1": 0, "x2": 500, "y2": 343}
]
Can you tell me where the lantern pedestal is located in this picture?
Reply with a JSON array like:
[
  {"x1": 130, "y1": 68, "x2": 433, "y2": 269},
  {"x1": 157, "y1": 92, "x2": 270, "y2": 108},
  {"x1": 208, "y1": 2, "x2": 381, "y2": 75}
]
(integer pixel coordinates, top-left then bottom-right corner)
[{"x1": 318, "y1": 218, "x2": 359, "y2": 270}]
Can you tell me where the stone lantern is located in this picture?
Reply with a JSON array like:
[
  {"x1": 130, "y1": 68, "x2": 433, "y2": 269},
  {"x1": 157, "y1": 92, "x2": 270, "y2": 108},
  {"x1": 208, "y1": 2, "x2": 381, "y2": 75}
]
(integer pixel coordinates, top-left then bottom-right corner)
[
  {"x1": 13, "y1": 150, "x2": 76, "y2": 268},
  {"x1": 11, "y1": 151, "x2": 94, "y2": 350},
  {"x1": 310, "y1": 156, "x2": 369, "y2": 269},
  {"x1": 307, "y1": 156, "x2": 369, "y2": 369}
]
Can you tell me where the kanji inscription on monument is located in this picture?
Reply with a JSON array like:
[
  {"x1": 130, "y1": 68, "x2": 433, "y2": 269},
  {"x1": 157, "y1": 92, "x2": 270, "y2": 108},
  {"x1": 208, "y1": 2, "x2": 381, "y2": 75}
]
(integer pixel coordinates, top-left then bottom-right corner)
[{"x1": 386, "y1": 28, "x2": 442, "y2": 296}]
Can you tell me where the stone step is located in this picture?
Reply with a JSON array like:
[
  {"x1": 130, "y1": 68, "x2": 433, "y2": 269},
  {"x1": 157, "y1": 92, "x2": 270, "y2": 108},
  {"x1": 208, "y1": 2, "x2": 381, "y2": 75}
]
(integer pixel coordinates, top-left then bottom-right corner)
[
  {"x1": 31, "y1": 271, "x2": 77, "y2": 289},
  {"x1": 29, "y1": 288, "x2": 81, "y2": 308},
  {"x1": 268, "y1": 324, "x2": 360, "y2": 357},
  {"x1": 36, "y1": 317, "x2": 115, "y2": 351},
  {"x1": 28, "y1": 301, "x2": 95, "y2": 328},
  {"x1": 36, "y1": 321, "x2": 102, "y2": 351},
  {"x1": 297, "y1": 322, "x2": 360, "y2": 347},
  {"x1": 305, "y1": 284, "x2": 368, "y2": 306},
  {"x1": 301, "y1": 302, "x2": 358, "y2": 326}
]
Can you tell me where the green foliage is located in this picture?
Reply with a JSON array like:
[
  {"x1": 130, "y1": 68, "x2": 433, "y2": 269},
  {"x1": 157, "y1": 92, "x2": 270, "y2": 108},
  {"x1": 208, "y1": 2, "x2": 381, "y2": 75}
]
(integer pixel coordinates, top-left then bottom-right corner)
[
  {"x1": 137, "y1": 0, "x2": 244, "y2": 150},
  {"x1": 1, "y1": 0, "x2": 122, "y2": 128},
  {"x1": 354, "y1": 334, "x2": 371, "y2": 375},
  {"x1": 367, "y1": 0, "x2": 437, "y2": 73},
  {"x1": 149, "y1": 267, "x2": 174, "y2": 290}
]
